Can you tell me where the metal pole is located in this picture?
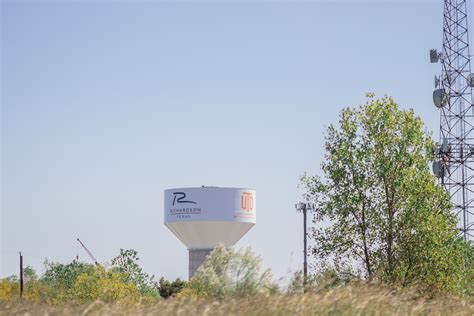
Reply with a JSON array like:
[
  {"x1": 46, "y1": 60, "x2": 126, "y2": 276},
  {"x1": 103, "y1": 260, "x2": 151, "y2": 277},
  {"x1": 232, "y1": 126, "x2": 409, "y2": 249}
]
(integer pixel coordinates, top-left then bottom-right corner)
[
  {"x1": 303, "y1": 206, "x2": 307, "y2": 290},
  {"x1": 295, "y1": 202, "x2": 311, "y2": 292},
  {"x1": 19, "y1": 252, "x2": 23, "y2": 299}
]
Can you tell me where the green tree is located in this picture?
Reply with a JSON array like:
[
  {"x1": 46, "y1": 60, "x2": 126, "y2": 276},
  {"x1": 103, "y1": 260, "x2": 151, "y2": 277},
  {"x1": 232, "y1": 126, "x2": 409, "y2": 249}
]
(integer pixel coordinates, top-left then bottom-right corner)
[
  {"x1": 182, "y1": 245, "x2": 277, "y2": 298},
  {"x1": 41, "y1": 260, "x2": 94, "y2": 290},
  {"x1": 301, "y1": 94, "x2": 471, "y2": 294},
  {"x1": 111, "y1": 249, "x2": 159, "y2": 296},
  {"x1": 39, "y1": 260, "x2": 95, "y2": 303},
  {"x1": 23, "y1": 266, "x2": 37, "y2": 283}
]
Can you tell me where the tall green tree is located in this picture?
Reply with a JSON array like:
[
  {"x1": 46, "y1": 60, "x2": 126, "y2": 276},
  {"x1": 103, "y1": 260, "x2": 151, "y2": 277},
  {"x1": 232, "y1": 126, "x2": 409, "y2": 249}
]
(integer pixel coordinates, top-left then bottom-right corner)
[
  {"x1": 301, "y1": 94, "x2": 471, "y2": 294},
  {"x1": 111, "y1": 249, "x2": 159, "y2": 296}
]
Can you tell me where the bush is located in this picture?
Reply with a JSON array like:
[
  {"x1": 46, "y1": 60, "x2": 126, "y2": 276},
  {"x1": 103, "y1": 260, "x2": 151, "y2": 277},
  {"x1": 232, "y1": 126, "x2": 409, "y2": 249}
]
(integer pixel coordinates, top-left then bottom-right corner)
[
  {"x1": 70, "y1": 265, "x2": 140, "y2": 303},
  {"x1": 0, "y1": 268, "x2": 64, "y2": 304},
  {"x1": 158, "y1": 277, "x2": 186, "y2": 298},
  {"x1": 0, "y1": 278, "x2": 19, "y2": 302}
]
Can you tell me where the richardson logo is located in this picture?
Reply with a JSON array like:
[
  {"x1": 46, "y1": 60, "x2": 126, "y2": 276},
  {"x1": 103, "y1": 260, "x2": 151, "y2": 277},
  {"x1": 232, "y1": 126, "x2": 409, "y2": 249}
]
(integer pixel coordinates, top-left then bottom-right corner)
[
  {"x1": 172, "y1": 192, "x2": 196, "y2": 206},
  {"x1": 241, "y1": 192, "x2": 254, "y2": 212},
  {"x1": 171, "y1": 191, "x2": 200, "y2": 219}
]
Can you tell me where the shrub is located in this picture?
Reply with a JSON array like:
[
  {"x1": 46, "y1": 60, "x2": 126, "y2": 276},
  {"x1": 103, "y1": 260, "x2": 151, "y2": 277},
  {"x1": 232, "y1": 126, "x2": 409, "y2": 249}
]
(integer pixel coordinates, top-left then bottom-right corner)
[
  {"x1": 158, "y1": 277, "x2": 186, "y2": 298},
  {"x1": 0, "y1": 267, "x2": 63, "y2": 304},
  {"x1": 0, "y1": 278, "x2": 19, "y2": 302},
  {"x1": 70, "y1": 265, "x2": 140, "y2": 303}
]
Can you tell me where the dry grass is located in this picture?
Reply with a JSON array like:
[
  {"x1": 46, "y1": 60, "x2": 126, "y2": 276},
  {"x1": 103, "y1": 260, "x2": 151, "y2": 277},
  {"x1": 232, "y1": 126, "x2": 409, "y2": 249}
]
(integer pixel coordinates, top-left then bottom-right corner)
[{"x1": 1, "y1": 283, "x2": 473, "y2": 315}]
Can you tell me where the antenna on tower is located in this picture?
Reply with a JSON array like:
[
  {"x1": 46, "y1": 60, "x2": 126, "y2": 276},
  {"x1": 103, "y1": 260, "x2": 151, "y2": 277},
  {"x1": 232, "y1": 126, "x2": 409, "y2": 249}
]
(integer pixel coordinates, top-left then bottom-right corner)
[{"x1": 431, "y1": 0, "x2": 474, "y2": 242}]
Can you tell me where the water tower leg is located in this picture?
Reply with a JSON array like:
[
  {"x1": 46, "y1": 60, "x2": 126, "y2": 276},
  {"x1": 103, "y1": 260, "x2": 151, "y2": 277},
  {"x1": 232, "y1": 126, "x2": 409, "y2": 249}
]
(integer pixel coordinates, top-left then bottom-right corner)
[{"x1": 189, "y1": 248, "x2": 213, "y2": 279}]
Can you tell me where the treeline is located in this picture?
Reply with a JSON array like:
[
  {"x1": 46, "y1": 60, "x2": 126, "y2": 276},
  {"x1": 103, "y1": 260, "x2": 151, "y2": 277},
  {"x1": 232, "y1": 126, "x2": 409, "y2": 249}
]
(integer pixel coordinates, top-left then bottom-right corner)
[
  {"x1": 2, "y1": 242, "x2": 472, "y2": 306},
  {"x1": 0, "y1": 249, "x2": 186, "y2": 304}
]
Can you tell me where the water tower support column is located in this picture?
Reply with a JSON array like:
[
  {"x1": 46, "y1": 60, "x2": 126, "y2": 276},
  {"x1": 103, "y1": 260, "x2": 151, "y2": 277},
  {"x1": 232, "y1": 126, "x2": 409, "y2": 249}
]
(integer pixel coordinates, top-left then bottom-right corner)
[{"x1": 189, "y1": 248, "x2": 213, "y2": 278}]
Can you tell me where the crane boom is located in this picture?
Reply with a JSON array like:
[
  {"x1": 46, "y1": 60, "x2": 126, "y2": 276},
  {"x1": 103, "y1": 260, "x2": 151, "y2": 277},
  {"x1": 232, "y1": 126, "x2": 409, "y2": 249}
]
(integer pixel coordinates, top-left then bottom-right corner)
[{"x1": 76, "y1": 238, "x2": 99, "y2": 265}]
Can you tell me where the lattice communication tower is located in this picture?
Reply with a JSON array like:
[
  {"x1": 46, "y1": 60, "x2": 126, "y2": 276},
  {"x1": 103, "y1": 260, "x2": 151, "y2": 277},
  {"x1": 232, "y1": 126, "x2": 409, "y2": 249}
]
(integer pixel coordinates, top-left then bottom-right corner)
[{"x1": 431, "y1": 0, "x2": 474, "y2": 241}]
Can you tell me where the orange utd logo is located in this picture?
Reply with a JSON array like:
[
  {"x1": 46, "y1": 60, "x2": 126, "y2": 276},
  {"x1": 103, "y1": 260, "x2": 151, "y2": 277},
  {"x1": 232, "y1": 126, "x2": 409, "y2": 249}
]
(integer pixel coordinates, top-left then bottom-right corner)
[{"x1": 241, "y1": 192, "x2": 254, "y2": 212}]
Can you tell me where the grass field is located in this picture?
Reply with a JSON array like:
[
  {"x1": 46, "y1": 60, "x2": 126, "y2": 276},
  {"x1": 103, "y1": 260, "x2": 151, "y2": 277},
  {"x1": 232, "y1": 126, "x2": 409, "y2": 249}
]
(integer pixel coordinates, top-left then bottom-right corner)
[{"x1": 1, "y1": 283, "x2": 473, "y2": 315}]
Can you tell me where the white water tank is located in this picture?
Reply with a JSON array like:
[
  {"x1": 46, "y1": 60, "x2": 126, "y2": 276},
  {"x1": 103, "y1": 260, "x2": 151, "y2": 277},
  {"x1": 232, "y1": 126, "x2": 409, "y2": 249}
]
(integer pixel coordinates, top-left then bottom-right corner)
[{"x1": 164, "y1": 187, "x2": 256, "y2": 278}]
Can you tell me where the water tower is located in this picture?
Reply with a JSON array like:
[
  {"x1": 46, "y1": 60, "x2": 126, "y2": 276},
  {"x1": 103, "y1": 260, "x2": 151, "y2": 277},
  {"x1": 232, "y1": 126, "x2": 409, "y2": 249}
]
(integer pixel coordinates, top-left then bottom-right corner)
[{"x1": 164, "y1": 187, "x2": 256, "y2": 278}]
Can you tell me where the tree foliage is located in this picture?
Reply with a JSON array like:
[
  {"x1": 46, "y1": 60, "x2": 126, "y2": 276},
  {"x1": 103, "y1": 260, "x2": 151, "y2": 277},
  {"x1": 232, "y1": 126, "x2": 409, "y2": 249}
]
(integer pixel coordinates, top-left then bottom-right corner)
[
  {"x1": 0, "y1": 249, "x2": 164, "y2": 304},
  {"x1": 111, "y1": 249, "x2": 159, "y2": 297},
  {"x1": 70, "y1": 265, "x2": 139, "y2": 303},
  {"x1": 0, "y1": 264, "x2": 141, "y2": 304},
  {"x1": 301, "y1": 94, "x2": 472, "y2": 294},
  {"x1": 41, "y1": 260, "x2": 94, "y2": 291},
  {"x1": 181, "y1": 245, "x2": 277, "y2": 298}
]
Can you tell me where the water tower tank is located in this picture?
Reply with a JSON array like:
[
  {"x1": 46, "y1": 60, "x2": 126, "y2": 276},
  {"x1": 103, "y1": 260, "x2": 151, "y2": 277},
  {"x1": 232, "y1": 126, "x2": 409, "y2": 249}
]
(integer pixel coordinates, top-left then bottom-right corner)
[{"x1": 164, "y1": 187, "x2": 256, "y2": 278}]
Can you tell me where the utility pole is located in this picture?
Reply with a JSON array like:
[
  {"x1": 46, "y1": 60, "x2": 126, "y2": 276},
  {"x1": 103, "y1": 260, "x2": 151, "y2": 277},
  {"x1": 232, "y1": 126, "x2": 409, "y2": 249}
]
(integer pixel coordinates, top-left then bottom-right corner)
[
  {"x1": 295, "y1": 202, "x2": 313, "y2": 290},
  {"x1": 19, "y1": 252, "x2": 23, "y2": 299}
]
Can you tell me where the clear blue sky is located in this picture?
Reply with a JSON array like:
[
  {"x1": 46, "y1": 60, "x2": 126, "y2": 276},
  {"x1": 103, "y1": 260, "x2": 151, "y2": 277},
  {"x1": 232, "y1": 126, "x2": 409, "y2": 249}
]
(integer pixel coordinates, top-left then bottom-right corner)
[{"x1": 2, "y1": 1, "x2": 473, "y2": 283}]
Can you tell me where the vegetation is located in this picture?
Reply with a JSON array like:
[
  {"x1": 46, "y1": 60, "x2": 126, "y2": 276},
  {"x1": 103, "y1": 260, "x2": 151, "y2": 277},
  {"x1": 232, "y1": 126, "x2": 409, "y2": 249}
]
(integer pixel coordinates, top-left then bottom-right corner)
[
  {"x1": 41, "y1": 260, "x2": 94, "y2": 292},
  {"x1": 1, "y1": 283, "x2": 472, "y2": 315},
  {"x1": 111, "y1": 249, "x2": 159, "y2": 297},
  {"x1": 0, "y1": 264, "x2": 141, "y2": 304},
  {"x1": 300, "y1": 94, "x2": 474, "y2": 295},
  {"x1": 0, "y1": 245, "x2": 276, "y2": 304},
  {"x1": 180, "y1": 245, "x2": 278, "y2": 298},
  {"x1": 0, "y1": 249, "x2": 183, "y2": 304},
  {"x1": 158, "y1": 277, "x2": 186, "y2": 299},
  {"x1": 287, "y1": 269, "x2": 352, "y2": 294},
  {"x1": 0, "y1": 241, "x2": 472, "y2": 315}
]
